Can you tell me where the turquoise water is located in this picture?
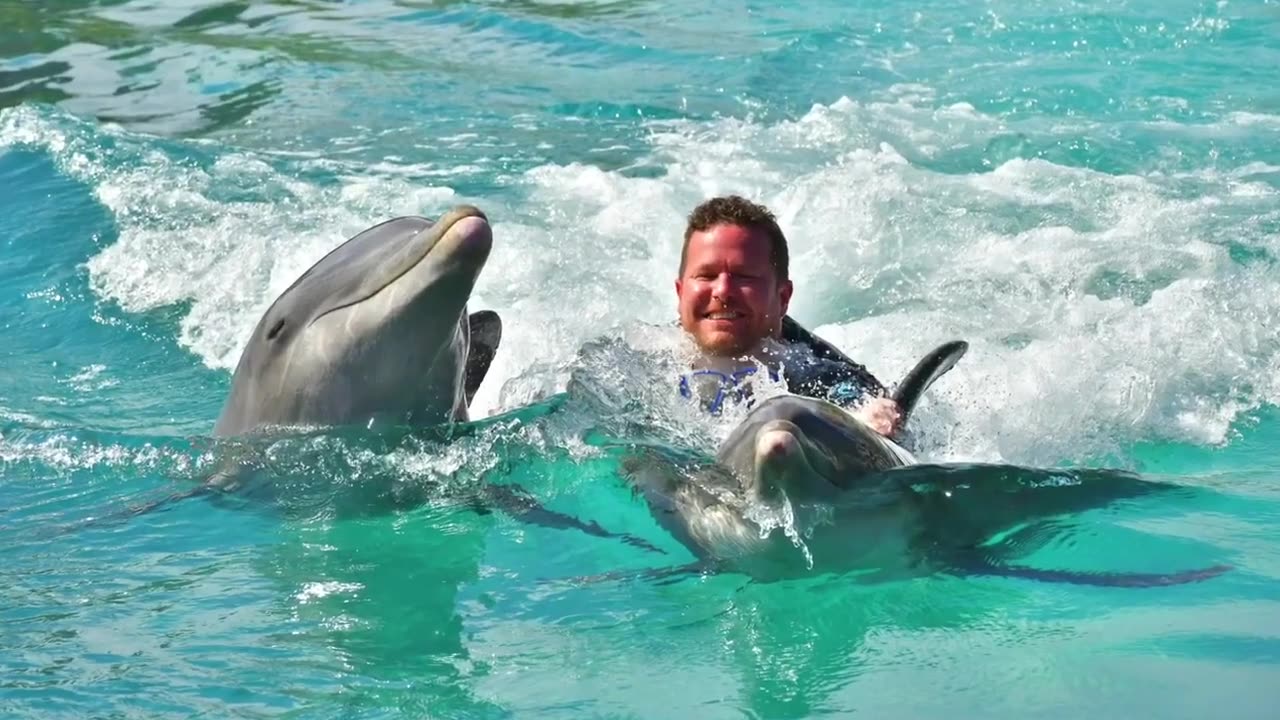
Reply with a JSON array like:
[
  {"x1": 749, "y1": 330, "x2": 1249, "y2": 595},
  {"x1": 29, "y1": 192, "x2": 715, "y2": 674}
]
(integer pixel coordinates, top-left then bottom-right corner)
[{"x1": 3, "y1": 0, "x2": 1279, "y2": 717}]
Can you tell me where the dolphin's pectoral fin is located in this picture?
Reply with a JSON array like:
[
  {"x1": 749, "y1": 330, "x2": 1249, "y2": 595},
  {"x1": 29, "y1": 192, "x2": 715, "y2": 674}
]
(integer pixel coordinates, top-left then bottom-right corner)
[
  {"x1": 465, "y1": 310, "x2": 502, "y2": 407},
  {"x1": 120, "y1": 485, "x2": 215, "y2": 517},
  {"x1": 46, "y1": 485, "x2": 215, "y2": 539},
  {"x1": 890, "y1": 340, "x2": 968, "y2": 422},
  {"x1": 944, "y1": 551, "x2": 1231, "y2": 588},
  {"x1": 475, "y1": 482, "x2": 667, "y2": 555}
]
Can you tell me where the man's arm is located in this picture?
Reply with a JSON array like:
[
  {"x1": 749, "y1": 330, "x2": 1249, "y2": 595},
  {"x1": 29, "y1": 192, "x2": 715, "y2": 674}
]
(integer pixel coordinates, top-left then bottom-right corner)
[
  {"x1": 827, "y1": 375, "x2": 901, "y2": 437},
  {"x1": 850, "y1": 397, "x2": 901, "y2": 437}
]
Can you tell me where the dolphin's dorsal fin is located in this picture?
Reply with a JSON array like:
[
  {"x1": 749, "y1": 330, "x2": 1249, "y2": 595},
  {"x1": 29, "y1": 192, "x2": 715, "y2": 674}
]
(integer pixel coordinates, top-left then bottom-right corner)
[
  {"x1": 465, "y1": 310, "x2": 502, "y2": 407},
  {"x1": 891, "y1": 340, "x2": 968, "y2": 423}
]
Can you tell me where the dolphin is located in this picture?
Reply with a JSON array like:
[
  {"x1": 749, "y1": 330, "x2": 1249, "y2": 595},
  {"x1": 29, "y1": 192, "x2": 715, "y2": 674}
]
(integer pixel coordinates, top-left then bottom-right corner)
[
  {"x1": 214, "y1": 205, "x2": 499, "y2": 436},
  {"x1": 619, "y1": 329, "x2": 1230, "y2": 587},
  {"x1": 88, "y1": 206, "x2": 663, "y2": 553}
]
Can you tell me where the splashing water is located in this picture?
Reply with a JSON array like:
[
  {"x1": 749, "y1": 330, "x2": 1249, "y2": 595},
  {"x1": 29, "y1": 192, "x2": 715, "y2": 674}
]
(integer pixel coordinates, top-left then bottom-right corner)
[{"x1": 2, "y1": 1, "x2": 1278, "y2": 718}]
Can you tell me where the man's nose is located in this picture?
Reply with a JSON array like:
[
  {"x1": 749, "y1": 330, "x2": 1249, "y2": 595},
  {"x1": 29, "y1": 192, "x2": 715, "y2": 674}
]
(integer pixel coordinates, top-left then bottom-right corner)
[{"x1": 711, "y1": 272, "x2": 735, "y2": 297}]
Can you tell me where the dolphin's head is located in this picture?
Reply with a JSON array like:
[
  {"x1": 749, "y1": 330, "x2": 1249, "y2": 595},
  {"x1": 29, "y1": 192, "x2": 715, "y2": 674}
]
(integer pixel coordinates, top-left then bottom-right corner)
[
  {"x1": 716, "y1": 395, "x2": 912, "y2": 505},
  {"x1": 215, "y1": 206, "x2": 493, "y2": 435}
]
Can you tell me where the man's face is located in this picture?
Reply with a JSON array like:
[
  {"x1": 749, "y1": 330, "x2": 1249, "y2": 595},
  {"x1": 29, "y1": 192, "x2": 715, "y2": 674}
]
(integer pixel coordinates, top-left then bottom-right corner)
[{"x1": 676, "y1": 223, "x2": 793, "y2": 357}]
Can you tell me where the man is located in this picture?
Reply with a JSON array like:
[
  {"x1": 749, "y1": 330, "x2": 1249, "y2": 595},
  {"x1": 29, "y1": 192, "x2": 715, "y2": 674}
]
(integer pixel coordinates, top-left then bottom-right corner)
[{"x1": 674, "y1": 195, "x2": 902, "y2": 437}]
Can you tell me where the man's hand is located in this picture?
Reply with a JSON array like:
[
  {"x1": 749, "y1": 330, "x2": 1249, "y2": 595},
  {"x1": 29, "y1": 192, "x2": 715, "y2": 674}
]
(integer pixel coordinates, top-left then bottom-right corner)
[{"x1": 852, "y1": 397, "x2": 901, "y2": 437}]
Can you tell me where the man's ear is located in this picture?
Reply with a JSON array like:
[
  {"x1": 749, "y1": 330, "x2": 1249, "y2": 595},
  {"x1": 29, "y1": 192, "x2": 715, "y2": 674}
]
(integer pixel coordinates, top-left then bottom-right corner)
[
  {"x1": 779, "y1": 279, "x2": 793, "y2": 313},
  {"x1": 675, "y1": 278, "x2": 683, "y2": 298}
]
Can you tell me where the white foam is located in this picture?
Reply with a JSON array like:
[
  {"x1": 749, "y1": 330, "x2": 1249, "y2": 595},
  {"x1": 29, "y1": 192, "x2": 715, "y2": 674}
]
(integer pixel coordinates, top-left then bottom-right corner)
[
  {"x1": 1228, "y1": 112, "x2": 1280, "y2": 128},
  {"x1": 10, "y1": 97, "x2": 1277, "y2": 466},
  {"x1": 3, "y1": 107, "x2": 468, "y2": 372},
  {"x1": 64, "y1": 365, "x2": 118, "y2": 392},
  {"x1": 501, "y1": 99, "x2": 1280, "y2": 463},
  {"x1": 294, "y1": 581, "x2": 363, "y2": 604},
  {"x1": 0, "y1": 432, "x2": 202, "y2": 474}
]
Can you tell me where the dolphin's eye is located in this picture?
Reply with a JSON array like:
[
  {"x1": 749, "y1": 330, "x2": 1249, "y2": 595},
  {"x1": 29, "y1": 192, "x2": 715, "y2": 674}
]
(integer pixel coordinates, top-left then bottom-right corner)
[{"x1": 266, "y1": 319, "x2": 286, "y2": 340}]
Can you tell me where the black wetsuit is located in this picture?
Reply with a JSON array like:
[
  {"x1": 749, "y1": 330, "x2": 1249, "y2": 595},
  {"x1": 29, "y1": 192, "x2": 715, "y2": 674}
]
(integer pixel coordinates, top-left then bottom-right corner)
[
  {"x1": 679, "y1": 318, "x2": 887, "y2": 415},
  {"x1": 776, "y1": 315, "x2": 886, "y2": 408},
  {"x1": 778, "y1": 343, "x2": 886, "y2": 409}
]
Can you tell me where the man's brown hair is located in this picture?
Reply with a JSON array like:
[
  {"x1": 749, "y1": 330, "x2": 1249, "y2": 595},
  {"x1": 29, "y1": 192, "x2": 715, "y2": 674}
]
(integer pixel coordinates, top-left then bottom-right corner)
[{"x1": 679, "y1": 195, "x2": 789, "y2": 281}]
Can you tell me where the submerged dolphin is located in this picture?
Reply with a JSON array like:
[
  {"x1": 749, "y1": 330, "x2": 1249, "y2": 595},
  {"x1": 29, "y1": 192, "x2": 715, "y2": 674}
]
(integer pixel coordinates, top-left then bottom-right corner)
[
  {"x1": 620, "y1": 330, "x2": 1230, "y2": 587},
  {"x1": 214, "y1": 205, "x2": 499, "y2": 436}
]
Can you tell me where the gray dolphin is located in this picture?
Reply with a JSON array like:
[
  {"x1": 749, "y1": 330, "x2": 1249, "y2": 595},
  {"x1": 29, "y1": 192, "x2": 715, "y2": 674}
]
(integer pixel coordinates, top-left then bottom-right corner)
[
  {"x1": 55, "y1": 208, "x2": 499, "y2": 533},
  {"x1": 70, "y1": 207, "x2": 660, "y2": 552},
  {"x1": 214, "y1": 205, "x2": 499, "y2": 436},
  {"x1": 198, "y1": 206, "x2": 658, "y2": 552},
  {"x1": 620, "y1": 336, "x2": 1230, "y2": 587}
]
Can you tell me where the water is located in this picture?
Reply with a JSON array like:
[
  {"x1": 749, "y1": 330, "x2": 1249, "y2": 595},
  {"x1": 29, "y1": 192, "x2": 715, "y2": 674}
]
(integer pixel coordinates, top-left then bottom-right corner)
[{"x1": 2, "y1": 0, "x2": 1278, "y2": 717}]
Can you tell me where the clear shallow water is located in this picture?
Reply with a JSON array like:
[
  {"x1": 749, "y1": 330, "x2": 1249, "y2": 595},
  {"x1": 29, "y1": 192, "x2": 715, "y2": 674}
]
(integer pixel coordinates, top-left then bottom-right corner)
[{"x1": 2, "y1": 1, "x2": 1279, "y2": 717}]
